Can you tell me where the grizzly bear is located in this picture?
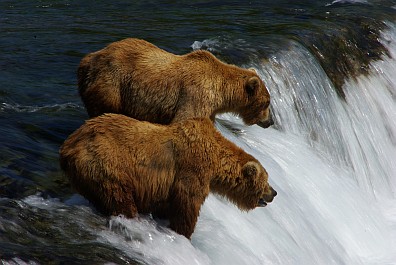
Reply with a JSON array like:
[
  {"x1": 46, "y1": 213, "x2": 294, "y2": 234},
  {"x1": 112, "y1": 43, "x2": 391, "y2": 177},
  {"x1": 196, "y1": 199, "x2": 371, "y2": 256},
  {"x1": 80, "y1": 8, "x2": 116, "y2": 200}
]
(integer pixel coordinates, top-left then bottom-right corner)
[
  {"x1": 59, "y1": 114, "x2": 276, "y2": 238},
  {"x1": 78, "y1": 38, "x2": 273, "y2": 128}
]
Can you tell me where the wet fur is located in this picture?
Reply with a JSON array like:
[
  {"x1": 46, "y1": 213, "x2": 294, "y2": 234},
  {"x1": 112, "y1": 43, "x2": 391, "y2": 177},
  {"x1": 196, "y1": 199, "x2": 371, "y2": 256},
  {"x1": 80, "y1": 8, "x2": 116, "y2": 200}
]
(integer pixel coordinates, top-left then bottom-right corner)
[
  {"x1": 78, "y1": 38, "x2": 271, "y2": 126},
  {"x1": 59, "y1": 114, "x2": 275, "y2": 238}
]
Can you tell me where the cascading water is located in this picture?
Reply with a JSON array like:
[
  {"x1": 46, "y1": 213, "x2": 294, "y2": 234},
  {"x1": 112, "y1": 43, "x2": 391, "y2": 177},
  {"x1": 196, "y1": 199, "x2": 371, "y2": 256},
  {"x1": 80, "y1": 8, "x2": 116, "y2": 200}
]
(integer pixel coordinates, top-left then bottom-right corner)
[
  {"x1": 340, "y1": 22, "x2": 396, "y2": 198},
  {"x1": 78, "y1": 22, "x2": 396, "y2": 264},
  {"x1": 179, "y1": 24, "x2": 394, "y2": 265},
  {"x1": 260, "y1": 26, "x2": 396, "y2": 199}
]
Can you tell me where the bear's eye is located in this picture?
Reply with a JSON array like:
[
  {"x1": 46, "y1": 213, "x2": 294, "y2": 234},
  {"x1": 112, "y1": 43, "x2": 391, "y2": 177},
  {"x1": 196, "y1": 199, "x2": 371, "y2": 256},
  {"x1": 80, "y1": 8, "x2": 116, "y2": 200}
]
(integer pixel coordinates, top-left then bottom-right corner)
[
  {"x1": 235, "y1": 176, "x2": 242, "y2": 184},
  {"x1": 243, "y1": 165, "x2": 257, "y2": 178},
  {"x1": 263, "y1": 101, "x2": 270, "y2": 110}
]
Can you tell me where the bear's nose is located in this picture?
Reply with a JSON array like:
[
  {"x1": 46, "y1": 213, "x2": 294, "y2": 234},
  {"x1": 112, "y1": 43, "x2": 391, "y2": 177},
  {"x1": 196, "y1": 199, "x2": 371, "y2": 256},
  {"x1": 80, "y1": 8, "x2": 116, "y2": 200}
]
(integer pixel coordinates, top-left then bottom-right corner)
[
  {"x1": 257, "y1": 111, "x2": 274, "y2": 128},
  {"x1": 262, "y1": 186, "x2": 277, "y2": 203},
  {"x1": 270, "y1": 186, "x2": 277, "y2": 197}
]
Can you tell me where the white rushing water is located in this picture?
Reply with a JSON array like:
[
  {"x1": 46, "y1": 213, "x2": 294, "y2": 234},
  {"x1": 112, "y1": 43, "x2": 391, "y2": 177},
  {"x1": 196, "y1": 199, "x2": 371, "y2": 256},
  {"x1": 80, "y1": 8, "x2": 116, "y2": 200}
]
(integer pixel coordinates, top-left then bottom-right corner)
[{"x1": 18, "y1": 23, "x2": 396, "y2": 264}]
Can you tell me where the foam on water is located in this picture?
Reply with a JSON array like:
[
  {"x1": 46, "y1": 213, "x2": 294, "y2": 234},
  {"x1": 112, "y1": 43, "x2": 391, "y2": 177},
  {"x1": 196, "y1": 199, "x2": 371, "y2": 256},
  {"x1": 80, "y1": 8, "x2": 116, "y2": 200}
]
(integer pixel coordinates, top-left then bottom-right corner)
[
  {"x1": 325, "y1": 0, "x2": 368, "y2": 6},
  {"x1": 98, "y1": 216, "x2": 210, "y2": 265},
  {"x1": 201, "y1": 120, "x2": 394, "y2": 264}
]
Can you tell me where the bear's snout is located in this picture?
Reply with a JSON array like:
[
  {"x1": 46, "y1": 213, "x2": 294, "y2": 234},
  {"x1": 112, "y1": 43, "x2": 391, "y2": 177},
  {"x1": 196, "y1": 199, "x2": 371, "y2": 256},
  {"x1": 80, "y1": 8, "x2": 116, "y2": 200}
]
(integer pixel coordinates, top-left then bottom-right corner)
[
  {"x1": 257, "y1": 110, "x2": 274, "y2": 128},
  {"x1": 257, "y1": 198, "x2": 268, "y2": 207},
  {"x1": 258, "y1": 186, "x2": 277, "y2": 207}
]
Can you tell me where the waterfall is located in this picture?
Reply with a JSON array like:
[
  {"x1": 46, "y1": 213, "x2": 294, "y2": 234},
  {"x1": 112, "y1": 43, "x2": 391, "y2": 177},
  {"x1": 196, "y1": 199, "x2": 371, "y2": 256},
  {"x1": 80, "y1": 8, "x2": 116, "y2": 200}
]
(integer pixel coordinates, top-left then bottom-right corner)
[
  {"x1": 17, "y1": 22, "x2": 396, "y2": 265},
  {"x1": 260, "y1": 26, "x2": 396, "y2": 198},
  {"x1": 143, "y1": 22, "x2": 396, "y2": 264},
  {"x1": 191, "y1": 21, "x2": 396, "y2": 264}
]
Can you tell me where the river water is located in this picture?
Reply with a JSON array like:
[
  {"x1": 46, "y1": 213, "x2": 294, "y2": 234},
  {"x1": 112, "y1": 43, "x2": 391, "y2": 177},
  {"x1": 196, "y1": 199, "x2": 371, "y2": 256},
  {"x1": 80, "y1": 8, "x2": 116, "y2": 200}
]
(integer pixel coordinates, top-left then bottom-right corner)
[{"x1": 1, "y1": 1, "x2": 396, "y2": 264}]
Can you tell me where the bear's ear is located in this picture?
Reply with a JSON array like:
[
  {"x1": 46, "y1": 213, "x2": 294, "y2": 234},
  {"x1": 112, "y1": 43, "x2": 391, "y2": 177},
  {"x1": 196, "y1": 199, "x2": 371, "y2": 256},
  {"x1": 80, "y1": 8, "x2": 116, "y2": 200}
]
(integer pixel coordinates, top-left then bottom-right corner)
[
  {"x1": 242, "y1": 161, "x2": 258, "y2": 178},
  {"x1": 248, "y1": 68, "x2": 257, "y2": 74},
  {"x1": 246, "y1": 76, "x2": 260, "y2": 96}
]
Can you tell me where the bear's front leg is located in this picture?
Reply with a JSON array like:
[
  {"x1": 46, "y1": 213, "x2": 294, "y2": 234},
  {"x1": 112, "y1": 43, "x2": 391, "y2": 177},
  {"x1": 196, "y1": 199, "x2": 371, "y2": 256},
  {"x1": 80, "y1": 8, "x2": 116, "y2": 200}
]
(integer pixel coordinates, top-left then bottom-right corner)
[{"x1": 168, "y1": 180, "x2": 209, "y2": 239}]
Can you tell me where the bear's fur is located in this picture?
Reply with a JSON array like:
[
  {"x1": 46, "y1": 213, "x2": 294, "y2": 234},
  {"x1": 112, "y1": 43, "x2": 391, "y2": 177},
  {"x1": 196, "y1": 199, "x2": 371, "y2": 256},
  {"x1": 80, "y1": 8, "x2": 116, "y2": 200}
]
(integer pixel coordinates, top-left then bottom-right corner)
[
  {"x1": 78, "y1": 38, "x2": 273, "y2": 128},
  {"x1": 59, "y1": 114, "x2": 276, "y2": 238}
]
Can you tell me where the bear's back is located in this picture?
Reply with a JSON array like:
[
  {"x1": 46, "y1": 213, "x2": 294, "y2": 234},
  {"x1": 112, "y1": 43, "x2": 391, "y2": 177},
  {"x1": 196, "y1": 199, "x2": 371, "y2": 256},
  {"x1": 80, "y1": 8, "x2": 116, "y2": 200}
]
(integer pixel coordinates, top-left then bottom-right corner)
[
  {"x1": 60, "y1": 114, "x2": 178, "y2": 209},
  {"x1": 101, "y1": 38, "x2": 179, "y2": 70},
  {"x1": 61, "y1": 114, "x2": 172, "y2": 170}
]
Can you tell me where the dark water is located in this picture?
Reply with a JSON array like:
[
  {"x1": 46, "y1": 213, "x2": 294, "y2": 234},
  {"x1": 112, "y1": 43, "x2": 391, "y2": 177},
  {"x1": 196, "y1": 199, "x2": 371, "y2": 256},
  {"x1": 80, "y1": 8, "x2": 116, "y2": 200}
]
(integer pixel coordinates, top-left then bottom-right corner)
[{"x1": 1, "y1": 1, "x2": 396, "y2": 264}]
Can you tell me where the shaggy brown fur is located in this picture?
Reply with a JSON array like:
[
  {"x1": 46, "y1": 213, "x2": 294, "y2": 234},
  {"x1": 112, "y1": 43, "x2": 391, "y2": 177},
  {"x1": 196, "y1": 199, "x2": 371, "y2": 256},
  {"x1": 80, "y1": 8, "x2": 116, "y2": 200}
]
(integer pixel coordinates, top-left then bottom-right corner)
[
  {"x1": 78, "y1": 38, "x2": 273, "y2": 128},
  {"x1": 59, "y1": 114, "x2": 276, "y2": 239}
]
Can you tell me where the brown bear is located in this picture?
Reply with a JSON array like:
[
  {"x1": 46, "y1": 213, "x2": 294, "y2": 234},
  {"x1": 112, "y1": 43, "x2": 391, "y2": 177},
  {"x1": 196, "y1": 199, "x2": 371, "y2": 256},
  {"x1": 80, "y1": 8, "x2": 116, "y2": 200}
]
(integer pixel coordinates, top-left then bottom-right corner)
[
  {"x1": 59, "y1": 114, "x2": 276, "y2": 239},
  {"x1": 78, "y1": 38, "x2": 273, "y2": 128}
]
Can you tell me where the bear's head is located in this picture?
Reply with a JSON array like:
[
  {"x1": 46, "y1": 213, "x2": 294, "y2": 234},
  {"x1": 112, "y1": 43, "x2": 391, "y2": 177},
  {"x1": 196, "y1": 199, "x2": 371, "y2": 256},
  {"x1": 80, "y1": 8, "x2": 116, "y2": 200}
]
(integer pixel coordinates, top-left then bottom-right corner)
[
  {"x1": 212, "y1": 161, "x2": 277, "y2": 211},
  {"x1": 239, "y1": 73, "x2": 273, "y2": 128}
]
